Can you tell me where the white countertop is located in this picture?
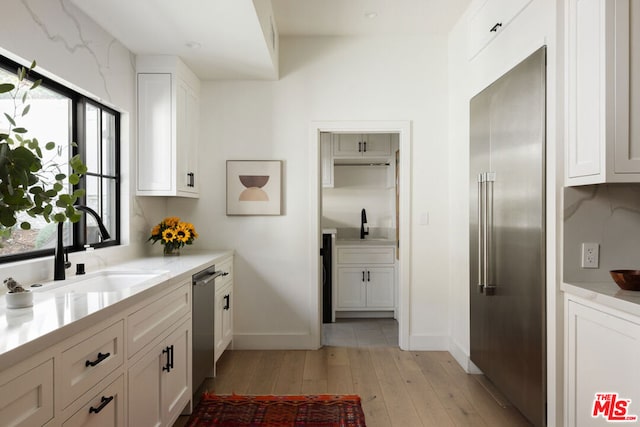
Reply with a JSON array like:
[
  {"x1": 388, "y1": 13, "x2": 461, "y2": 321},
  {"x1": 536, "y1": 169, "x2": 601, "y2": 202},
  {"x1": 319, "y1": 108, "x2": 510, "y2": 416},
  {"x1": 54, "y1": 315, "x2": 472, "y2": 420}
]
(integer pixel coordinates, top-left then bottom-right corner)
[
  {"x1": 0, "y1": 250, "x2": 233, "y2": 365},
  {"x1": 335, "y1": 238, "x2": 397, "y2": 247},
  {"x1": 562, "y1": 280, "x2": 640, "y2": 318}
]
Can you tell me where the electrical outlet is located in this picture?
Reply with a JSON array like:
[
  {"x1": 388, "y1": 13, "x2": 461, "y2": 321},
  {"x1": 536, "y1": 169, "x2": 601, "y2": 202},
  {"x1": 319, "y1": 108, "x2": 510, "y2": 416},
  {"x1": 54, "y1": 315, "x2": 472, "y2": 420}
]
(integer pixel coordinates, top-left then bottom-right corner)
[{"x1": 581, "y1": 243, "x2": 599, "y2": 268}]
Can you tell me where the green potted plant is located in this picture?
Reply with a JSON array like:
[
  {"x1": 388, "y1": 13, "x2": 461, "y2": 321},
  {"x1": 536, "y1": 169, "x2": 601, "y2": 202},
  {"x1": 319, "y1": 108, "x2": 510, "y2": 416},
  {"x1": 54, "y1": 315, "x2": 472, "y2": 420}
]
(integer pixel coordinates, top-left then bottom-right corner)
[{"x1": 0, "y1": 60, "x2": 86, "y2": 244}]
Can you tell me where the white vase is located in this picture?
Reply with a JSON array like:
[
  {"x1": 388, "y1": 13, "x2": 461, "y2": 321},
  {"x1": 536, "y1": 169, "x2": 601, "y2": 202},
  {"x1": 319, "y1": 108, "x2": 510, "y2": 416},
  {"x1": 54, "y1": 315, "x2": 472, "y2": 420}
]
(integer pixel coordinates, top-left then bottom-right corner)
[{"x1": 5, "y1": 290, "x2": 33, "y2": 309}]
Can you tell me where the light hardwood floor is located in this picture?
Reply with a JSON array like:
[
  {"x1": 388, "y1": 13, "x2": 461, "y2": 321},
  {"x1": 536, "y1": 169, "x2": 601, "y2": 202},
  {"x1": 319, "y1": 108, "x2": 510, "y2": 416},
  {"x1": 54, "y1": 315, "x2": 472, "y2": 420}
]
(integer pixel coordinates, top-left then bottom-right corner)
[{"x1": 175, "y1": 319, "x2": 532, "y2": 426}]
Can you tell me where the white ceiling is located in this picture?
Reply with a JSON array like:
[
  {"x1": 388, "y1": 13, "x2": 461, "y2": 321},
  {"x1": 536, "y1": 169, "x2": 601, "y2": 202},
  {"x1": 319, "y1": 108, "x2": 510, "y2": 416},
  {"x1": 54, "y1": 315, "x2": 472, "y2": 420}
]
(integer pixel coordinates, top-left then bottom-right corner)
[{"x1": 71, "y1": 0, "x2": 470, "y2": 80}]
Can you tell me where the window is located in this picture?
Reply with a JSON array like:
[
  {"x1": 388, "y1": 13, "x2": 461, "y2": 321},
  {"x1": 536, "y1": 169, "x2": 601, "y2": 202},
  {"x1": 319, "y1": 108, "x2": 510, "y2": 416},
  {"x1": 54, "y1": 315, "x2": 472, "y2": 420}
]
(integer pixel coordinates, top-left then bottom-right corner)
[{"x1": 0, "y1": 55, "x2": 119, "y2": 262}]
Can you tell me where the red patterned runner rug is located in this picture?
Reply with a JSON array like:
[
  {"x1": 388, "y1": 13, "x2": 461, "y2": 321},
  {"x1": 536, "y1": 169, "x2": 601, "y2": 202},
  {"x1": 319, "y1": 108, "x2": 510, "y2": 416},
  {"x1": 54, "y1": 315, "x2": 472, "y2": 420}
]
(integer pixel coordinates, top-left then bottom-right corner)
[{"x1": 185, "y1": 393, "x2": 367, "y2": 427}]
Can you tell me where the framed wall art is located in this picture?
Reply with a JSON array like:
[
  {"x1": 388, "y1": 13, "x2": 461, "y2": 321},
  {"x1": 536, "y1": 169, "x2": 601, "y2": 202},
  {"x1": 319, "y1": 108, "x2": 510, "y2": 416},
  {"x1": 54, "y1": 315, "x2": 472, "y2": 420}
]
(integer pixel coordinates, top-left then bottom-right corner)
[{"x1": 226, "y1": 160, "x2": 282, "y2": 215}]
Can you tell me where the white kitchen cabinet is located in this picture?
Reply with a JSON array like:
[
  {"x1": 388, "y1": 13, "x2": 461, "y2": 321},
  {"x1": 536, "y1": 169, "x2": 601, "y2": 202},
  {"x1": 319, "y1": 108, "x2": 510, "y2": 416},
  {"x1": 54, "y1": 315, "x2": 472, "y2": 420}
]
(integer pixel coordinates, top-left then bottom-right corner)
[
  {"x1": 333, "y1": 134, "x2": 393, "y2": 158},
  {"x1": 334, "y1": 246, "x2": 396, "y2": 320},
  {"x1": 0, "y1": 357, "x2": 54, "y2": 426},
  {"x1": 61, "y1": 375, "x2": 124, "y2": 427},
  {"x1": 214, "y1": 257, "x2": 234, "y2": 365},
  {"x1": 565, "y1": 296, "x2": 640, "y2": 426},
  {"x1": 128, "y1": 316, "x2": 191, "y2": 427},
  {"x1": 566, "y1": 0, "x2": 640, "y2": 185},
  {"x1": 321, "y1": 132, "x2": 334, "y2": 188},
  {"x1": 137, "y1": 55, "x2": 200, "y2": 197},
  {"x1": 467, "y1": 0, "x2": 533, "y2": 60}
]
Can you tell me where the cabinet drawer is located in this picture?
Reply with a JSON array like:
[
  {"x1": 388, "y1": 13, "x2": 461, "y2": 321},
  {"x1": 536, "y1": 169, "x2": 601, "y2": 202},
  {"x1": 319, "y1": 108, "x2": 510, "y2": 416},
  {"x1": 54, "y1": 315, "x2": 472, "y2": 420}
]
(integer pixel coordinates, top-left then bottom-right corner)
[
  {"x1": 128, "y1": 282, "x2": 191, "y2": 358},
  {"x1": 0, "y1": 358, "x2": 54, "y2": 427},
  {"x1": 216, "y1": 257, "x2": 233, "y2": 289},
  {"x1": 62, "y1": 375, "x2": 124, "y2": 427},
  {"x1": 60, "y1": 320, "x2": 124, "y2": 409},
  {"x1": 337, "y1": 247, "x2": 395, "y2": 264}
]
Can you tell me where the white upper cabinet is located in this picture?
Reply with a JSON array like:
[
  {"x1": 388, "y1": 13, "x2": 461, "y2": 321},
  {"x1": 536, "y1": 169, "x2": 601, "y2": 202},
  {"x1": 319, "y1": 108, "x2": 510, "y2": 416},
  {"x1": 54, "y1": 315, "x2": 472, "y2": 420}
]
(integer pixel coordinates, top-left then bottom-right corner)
[
  {"x1": 566, "y1": 0, "x2": 640, "y2": 185},
  {"x1": 333, "y1": 134, "x2": 393, "y2": 159},
  {"x1": 467, "y1": 0, "x2": 533, "y2": 60},
  {"x1": 137, "y1": 56, "x2": 200, "y2": 197}
]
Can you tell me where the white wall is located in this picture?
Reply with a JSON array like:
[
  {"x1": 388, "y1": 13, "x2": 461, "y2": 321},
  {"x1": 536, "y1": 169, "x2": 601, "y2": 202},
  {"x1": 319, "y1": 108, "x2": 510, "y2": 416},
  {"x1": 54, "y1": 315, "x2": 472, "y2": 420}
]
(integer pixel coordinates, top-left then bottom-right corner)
[
  {"x1": 447, "y1": 0, "x2": 562, "y2": 424},
  {"x1": 168, "y1": 35, "x2": 451, "y2": 349},
  {"x1": 0, "y1": 0, "x2": 165, "y2": 284}
]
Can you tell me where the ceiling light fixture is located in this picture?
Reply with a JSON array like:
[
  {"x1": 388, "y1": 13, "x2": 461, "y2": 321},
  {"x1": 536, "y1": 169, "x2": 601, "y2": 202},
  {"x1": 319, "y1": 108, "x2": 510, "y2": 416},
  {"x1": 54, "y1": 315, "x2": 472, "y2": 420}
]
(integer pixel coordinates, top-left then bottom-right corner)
[
  {"x1": 364, "y1": 12, "x2": 378, "y2": 19},
  {"x1": 185, "y1": 41, "x2": 202, "y2": 49}
]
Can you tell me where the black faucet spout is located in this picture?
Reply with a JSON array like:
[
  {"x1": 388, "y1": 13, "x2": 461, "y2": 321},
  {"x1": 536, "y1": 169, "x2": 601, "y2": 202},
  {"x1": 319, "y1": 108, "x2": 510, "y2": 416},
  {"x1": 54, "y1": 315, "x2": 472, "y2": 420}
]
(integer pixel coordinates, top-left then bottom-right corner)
[
  {"x1": 54, "y1": 205, "x2": 111, "y2": 281},
  {"x1": 360, "y1": 208, "x2": 369, "y2": 239}
]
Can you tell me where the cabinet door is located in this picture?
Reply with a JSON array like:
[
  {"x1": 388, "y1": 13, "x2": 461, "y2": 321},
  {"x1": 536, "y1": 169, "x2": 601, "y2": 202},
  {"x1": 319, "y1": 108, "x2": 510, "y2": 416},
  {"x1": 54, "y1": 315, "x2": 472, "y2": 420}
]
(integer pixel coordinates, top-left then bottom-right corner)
[
  {"x1": 0, "y1": 359, "x2": 54, "y2": 427},
  {"x1": 62, "y1": 375, "x2": 124, "y2": 427},
  {"x1": 336, "y1": 268, "x2": 367, "y2": 308},
  {"x1": 215, "y1": 283, "x2": 233, "y2": 362},
  {"x1": 137, "y1": 73, "x2": 173, "y2": 193},
  {"x1": 365, "y1": 267, "x2": 395, "y2": 308},
  {"x1": 566, "y1": 299, "x2": 640, "y2": 426},
  {"x1": 162, "y1": 318, "x2": 191, "y2": 425},
  {"x1": 176, "y1": 79, "x2": 199, "y2": 195},
  {"x1": 332, "y1": 134, "x2": 363, "y2": 158},
  {"x1": 128, "y1": 344, "x2": 163, "y2": 427},
  {"x1": 221, "y1": 286, "x2": 233, "y2": 349},
  {"x1": 361, "y1": 134, "x2": 392, "y2": 157}
]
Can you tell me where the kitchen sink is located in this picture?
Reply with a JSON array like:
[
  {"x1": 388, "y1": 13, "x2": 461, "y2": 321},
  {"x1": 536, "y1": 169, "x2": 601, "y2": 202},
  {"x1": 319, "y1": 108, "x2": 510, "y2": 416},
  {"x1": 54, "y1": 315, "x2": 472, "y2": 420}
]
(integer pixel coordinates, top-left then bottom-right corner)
[{"x1": 30, "y1": 270, "x2": 170, "y2": 293}]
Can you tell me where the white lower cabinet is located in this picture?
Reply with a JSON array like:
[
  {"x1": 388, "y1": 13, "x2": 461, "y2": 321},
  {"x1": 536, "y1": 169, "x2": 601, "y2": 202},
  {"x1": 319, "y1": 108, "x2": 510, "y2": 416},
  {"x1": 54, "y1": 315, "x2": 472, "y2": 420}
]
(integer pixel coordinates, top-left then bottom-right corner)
[
  {"x1": 61, "y1": 375, "x2": 124, "y2": 427},
  {"x1": 128, "y1": 316, "x2": 191, "y2": 427},
  {"x1": 214, "y1": 257, "x2": 234, "y2": 365},
  {"x1": 565, "y1": 296, "x2": 640, "y2": 426},
  {"x1": 0, "y1": 357, "x2": 54, "y2": 427}
]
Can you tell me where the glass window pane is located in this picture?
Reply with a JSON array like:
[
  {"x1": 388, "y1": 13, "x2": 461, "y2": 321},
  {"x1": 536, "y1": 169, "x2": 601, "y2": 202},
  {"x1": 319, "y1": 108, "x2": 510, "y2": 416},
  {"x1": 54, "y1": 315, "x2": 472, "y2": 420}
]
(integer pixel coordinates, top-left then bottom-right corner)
[
  {"x1": 85, "y1": 103, "x2": 100, "y2": 174},
  {"x1": 83, "y1": 176, "x2": 116, "y2": 246},
  {"x1": 0, "y1": 66, "x2": 72, "y2": 257},
  {"x1": 102, "y1": 110, "x2": 116, "y2": 176}
]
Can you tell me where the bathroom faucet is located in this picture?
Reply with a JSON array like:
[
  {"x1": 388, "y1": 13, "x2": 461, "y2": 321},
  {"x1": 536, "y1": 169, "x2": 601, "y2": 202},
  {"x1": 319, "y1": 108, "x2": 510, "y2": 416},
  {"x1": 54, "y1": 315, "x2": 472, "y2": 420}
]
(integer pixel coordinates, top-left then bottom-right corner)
[
  {"x1": 360, "y1": 208, "x2": 369, "y2": 239},
  {"x1": 54, "y1": 205, "x2": 111, "y2": 281}
]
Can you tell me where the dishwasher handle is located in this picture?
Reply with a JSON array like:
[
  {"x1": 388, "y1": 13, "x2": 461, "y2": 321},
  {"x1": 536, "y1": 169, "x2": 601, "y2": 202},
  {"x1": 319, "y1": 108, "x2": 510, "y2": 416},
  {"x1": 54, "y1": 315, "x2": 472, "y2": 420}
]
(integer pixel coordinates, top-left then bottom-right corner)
[{"x1": 193, "y1": 269, "x2": 224, "y2": 287}]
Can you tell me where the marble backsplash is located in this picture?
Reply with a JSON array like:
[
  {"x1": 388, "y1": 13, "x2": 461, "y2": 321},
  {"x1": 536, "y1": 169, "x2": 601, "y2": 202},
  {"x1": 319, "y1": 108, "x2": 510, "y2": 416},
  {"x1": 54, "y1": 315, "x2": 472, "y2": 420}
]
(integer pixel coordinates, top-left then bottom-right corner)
[{"x1": 564, "y1": 184, "x2": 640, "y2": 282}]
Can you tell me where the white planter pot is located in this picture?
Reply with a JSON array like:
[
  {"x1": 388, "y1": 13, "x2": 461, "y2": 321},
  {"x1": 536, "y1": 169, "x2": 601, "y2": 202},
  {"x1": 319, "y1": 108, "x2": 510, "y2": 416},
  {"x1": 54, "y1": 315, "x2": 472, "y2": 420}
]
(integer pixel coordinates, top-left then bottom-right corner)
[{"x1": 6, "y1": 290, "x2": 33, "y2": 309}]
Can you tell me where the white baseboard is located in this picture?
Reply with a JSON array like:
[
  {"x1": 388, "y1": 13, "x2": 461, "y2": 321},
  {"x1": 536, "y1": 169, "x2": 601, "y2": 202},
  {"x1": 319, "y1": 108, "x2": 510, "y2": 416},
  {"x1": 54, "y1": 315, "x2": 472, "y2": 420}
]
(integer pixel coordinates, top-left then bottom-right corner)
[
  {"x1": 232, "y1": 333, "x2": 319, "y2": 350},
  {"x1": 407, "y1": 334, "x2": 449, "y2": 350},
  {"x1": 448, "y1": 338, "x2": 482, "y2": 374}
]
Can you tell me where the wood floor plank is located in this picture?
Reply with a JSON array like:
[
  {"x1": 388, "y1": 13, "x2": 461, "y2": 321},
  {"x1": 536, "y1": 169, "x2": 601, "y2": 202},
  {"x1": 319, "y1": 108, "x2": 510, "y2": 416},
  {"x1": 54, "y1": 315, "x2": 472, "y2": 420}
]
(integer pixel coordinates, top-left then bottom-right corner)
[
  {"x1": 246, "y1": 350, "x2": 285, "y2": 395},
  {"x1": 347, "y1": 347, "x2": 392, "y2": 427},
  {"x1": 272, "y1": 350, "x2": 306, "y2": 395},
  {"x1": 392, "y1": 349, "x2": 456, "y2": 427},
  {"x1": 369, "y1": 347, "x2": 424, "y2": 426}
]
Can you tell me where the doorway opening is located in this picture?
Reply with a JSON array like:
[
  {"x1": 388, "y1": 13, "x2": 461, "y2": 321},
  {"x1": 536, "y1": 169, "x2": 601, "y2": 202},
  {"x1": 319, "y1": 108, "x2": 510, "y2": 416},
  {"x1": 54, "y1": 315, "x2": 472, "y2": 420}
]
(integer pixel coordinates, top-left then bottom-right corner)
[{"x1": 309, "y1": 121, "x2": 411, "y2": 350}]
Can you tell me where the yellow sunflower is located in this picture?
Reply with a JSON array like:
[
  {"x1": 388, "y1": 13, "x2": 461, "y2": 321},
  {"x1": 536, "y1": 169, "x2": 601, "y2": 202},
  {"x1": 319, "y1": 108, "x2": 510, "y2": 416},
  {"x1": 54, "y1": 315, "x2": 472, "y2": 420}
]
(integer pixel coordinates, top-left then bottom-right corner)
[
  {"x1": 151, "y1": 224, "x2": 160, "y2": 237},
  {"x1": 162, "y1": 228, "x2": 177, "y2": 242},
  {"x1": 164, "y1": 216, "x2": 180, "y2": 228},
  {"x1": 176, "y1": 224, "x2": 191, "y2": 243}
]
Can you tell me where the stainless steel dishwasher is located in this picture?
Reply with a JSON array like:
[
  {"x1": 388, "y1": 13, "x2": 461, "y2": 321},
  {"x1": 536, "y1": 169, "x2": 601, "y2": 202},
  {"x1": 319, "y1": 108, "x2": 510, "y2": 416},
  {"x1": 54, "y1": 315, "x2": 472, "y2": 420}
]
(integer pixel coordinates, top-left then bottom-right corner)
[{"x1": 192, "y1": 265, "x2": 224, "y2": 396}]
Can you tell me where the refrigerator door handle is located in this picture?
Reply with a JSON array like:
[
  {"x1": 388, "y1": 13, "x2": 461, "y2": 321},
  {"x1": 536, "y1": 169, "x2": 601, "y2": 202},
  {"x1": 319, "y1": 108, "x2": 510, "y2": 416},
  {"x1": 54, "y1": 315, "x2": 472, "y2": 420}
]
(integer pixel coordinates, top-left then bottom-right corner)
[
  {"x1": 477, "y1": 173, "x2": 485, "y2": 292},
  {"x1": 485, "y1": 172, "x2": 496, "y2": 296}
]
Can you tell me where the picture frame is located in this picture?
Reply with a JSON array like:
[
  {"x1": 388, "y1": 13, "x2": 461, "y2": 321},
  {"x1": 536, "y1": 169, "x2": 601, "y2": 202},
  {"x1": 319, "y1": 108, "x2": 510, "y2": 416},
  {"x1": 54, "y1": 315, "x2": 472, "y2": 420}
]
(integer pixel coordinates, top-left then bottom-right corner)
[{"x1": 226, "y1": 160, "x2": 282, "y2": 215}]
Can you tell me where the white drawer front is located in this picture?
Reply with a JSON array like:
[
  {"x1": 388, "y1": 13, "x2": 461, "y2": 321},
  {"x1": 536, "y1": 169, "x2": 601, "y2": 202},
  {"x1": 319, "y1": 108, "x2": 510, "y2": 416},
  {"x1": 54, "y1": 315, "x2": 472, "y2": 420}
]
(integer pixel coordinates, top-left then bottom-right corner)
[
  {"x1": 216, "y1": 257, "x2": 233, "y2": 289},
  {"x1": 62, "y1": 375, "x2": 124, "y2": 427},
  {"x1": 337, "y1": 247, "x2": 395, "y2": 264},
  {"x1": 0, "y1": 359, "x2": 54, "y2": 427},
  {"x1": 60, "y1": 320, "x2": 124, "y2": 408},
  {"x1": 128, "y1": 282, "x2": 191, "y2": 358}
]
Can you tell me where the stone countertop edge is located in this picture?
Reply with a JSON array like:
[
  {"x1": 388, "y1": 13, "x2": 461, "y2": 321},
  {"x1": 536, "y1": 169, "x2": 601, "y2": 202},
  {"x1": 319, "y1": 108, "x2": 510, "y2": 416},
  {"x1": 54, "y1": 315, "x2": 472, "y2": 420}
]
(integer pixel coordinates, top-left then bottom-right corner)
[
  {"x1": 335, "y1": 239, "x2": 397, "y2": 247},
  {"x1": 561, "y1": 280, "x2": 640, "y2": 318},
  {"x1": 0, "y1": 249, "x2": 233, "y2": 367}
]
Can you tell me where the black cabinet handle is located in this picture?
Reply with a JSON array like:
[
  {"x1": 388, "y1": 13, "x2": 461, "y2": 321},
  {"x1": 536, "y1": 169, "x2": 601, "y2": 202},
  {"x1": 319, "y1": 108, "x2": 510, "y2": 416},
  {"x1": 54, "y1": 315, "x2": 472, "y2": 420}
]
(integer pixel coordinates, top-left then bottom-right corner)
[
  {"x1": 222, "y1": 271, "x2": 229, "y2": 276},
  {"x1": 490, "y1": 22, "x2": 502, "y2": 32},
  {"x1": 187, "y1": 172, "x2": 195, "y2": 187},
  {"x1": 362, "y1": 271, "x2": 365, "y2": 282},
  {"x1": 162, "y1": 345, "x2": 173, "y2": 372},
  {"x1": 89, "y1": 396, "x2": 114, "y2": 414},
  {"x1": 358, "y1": 142, "x2": 362, "y2": 152},
  {"x1": 85, "y1": 352, "x2": 110, "y2": 367},
  {"x1": 363, "y1": 141, "x2": 367, "y2": 152},
  {"x1": 367, "y1": 271, "x2": 370, "y2": 282},
  {"x1": 224, "y1": 294, "x2": 230, "y2": 310}
]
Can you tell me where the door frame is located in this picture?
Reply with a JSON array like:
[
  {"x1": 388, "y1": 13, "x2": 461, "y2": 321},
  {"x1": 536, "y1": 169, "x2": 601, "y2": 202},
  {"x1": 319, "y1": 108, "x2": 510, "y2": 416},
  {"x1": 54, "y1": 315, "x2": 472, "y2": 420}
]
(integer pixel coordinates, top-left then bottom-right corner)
[{"x1": 308, "y1": 120, "x2": 412, "y2": 349}]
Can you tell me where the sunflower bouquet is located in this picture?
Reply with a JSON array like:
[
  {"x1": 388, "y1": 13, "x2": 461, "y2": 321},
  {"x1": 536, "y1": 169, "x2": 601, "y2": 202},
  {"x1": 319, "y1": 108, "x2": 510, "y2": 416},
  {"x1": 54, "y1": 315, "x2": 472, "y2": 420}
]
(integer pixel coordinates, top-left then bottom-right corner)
[{"x1": 149, "y1": 216, "x2": 198, "y2": 255}]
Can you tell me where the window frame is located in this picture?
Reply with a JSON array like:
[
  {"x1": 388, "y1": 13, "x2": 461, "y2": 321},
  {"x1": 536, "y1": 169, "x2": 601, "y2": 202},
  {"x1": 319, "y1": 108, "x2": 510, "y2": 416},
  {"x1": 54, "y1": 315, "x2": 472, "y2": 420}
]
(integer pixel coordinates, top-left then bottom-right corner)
[{"x1": 0, "y1": 55, "x2": 120, "y2": 263}]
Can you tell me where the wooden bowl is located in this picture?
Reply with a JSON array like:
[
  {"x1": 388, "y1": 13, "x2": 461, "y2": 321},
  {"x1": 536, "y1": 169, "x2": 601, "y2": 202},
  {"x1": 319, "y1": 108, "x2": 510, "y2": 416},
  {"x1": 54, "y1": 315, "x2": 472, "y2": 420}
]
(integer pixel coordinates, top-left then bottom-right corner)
[{"x1": 610, "y1": 270, "x2": 640, "y2": 291}]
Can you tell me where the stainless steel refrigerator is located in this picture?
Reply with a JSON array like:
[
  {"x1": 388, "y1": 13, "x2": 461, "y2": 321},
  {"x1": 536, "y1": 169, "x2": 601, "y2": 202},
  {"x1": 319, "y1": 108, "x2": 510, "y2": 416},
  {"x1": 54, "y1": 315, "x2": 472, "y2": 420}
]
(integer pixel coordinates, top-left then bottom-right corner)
[{"x1": 469, "y1": 46, "x2": 546, "y2": 426}]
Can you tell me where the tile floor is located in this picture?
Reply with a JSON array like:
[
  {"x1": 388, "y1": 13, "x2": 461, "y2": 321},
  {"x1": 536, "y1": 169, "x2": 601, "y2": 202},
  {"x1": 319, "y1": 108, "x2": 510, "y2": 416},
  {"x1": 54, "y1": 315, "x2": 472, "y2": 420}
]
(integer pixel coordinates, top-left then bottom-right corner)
[{"x1": 322, "y1": 317, "x2": 398, "y2": 347}]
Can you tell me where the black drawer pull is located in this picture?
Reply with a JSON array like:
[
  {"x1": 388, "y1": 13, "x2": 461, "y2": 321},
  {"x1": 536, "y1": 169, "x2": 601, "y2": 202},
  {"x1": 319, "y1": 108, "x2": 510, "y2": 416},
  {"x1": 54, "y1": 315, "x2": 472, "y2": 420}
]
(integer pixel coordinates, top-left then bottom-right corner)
[
  {"x1": 490, "y1": 22, "x2": 502, "y2": 32},
  {"x1": 362, "y1": 271, "x2": 365, "y2": 282},
  {"x1": 367, "y1": 271, "x2": 370, "y2": 282},
  {"x1": 224, "y1": 294, "x2": 230, "y2": 310},
  {"x1": 89, "y1": 395, "x2": 114, "y2": 414},
  {"x1": 85, "y1": 352, "x2": 110, "y2": 367},
  {"x1": 162, "y1": 345, "x2": 173, "y2": 372}
]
